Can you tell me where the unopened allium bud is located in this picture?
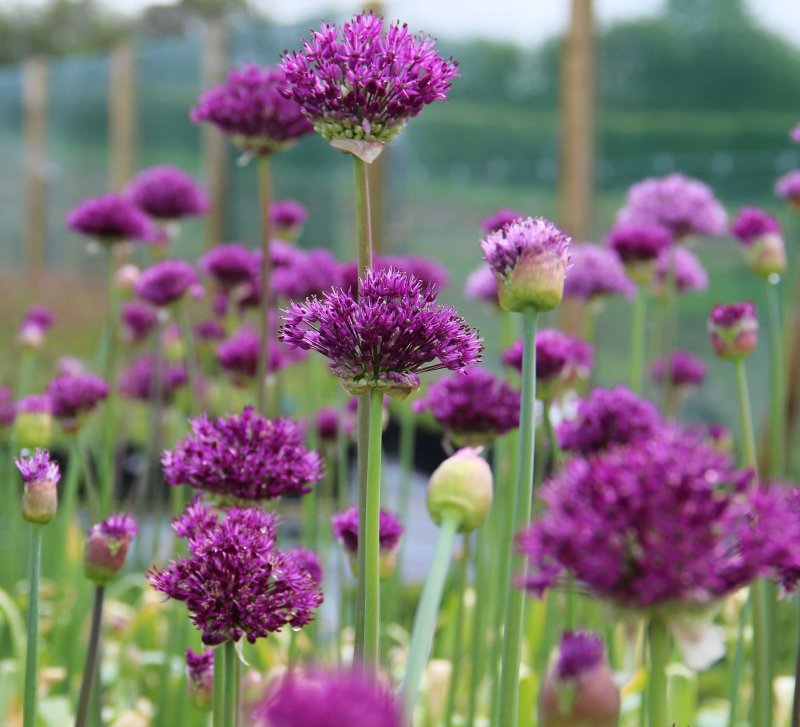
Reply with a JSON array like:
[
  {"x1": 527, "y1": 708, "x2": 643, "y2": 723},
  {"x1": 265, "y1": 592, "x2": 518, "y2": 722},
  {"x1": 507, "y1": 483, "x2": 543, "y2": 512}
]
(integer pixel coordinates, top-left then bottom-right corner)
[
  {"x1": 427, "y1": 448, "x2": 493, "y2": 533},
  {"x1": 16, "y1": 449, "x2": 60, "y2": 524},
  {"x1": 14, "y1": 395, "x2": 52, "y2": 449},
  {"x1": 481, "y1": 217, "x2": 572, "y2": 313},
  {"x1": 731, "y1": 206, "x2": 787, "y2": 278},
  {"x1": 539, "y1": 631, "x2": 620, "y2": 727},
  {"x1": 186, "y1": 648, "x2": 214, "y2": 711},
  {"x1": 332, "y1": 507, "x2": 404, "y2": 579},
  {"x1": 708, "y1": 302, "x2": 758, "y2": 360},
  {"x1": 84, "y1": 514, "x2": 138, "y2": 584}
]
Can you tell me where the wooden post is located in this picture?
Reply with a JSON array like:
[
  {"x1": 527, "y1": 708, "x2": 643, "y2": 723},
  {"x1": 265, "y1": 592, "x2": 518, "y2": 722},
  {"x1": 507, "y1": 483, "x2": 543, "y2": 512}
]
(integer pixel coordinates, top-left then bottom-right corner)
[
  {"x1": 23, "y1": 56, "x2": 48, "y2": 279},
  {"x1": 109, "y1": 43, "x2": 136, "y2": 192},
  {"x1": 202, "y1": 19, "x2": 227, "y2": 248}
]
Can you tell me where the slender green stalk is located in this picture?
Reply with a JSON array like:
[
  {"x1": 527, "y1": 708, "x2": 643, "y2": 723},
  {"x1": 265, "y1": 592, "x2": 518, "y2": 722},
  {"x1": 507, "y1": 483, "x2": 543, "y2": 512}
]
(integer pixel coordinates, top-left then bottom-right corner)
[
  {"x1": 647, "y1": 617, "x2": 669, "y2": 727},
  {"x1": 256, "y1": 155, "x2": 274, "y2": 415},
  {"x1": 352, "y1": 157, "x2": 374, "y2": 275},
  {"x1": 402, "y1": 509, "x2": 461, "y2": 723},
  {"x1": 17, "y1": 349, "x2": 35, "y2": 398},
  {"x1": 100, "y1": 247, "x2": 119, "y2": 515},
  {"x1": 222, "y1": 640, "x2": 238, "y2": 727},
  {"x1": 630, "y1": 283, "x2": 647, "y2": 394},
  {"x1": 465, "y1": 521, "x2": 488, "y2": 727},
  {"x1": 361, "y1": 389, "x2": 384, "y2": 666},
  {"x1": 146, "y1": 321, "x2": 166, "y2": 561},
  {"x1": 74, "y1": 586, "x2": 105, "y2": 727},
  {"x1": 765, "y1": 280, "x2": 786, "y2": 478},
  {"x1": 23, "y1": 525, "x2": 43, "y2": 727},
  {"x1": 302, "y1": 357, "x2": 321, "y2": 550},
  {"x1": 497, "y1": 308, "x2": 539, "y2": 727},
  {"x1": 77, "y1": 435, "x2": 100, "y2": 526},
  {"x1": 727, "y1": 596, "x2": 751, "y2": 727},
  {"x1": 541, "y1": 398, "x2": 562, "y2": 469},
  {"x1": 733, "y1": 359, "x2": 757, "y2": 478},
  {"x1": 212, "y1": 647, "x2": 225, "y2": 727},
  {"x1": 178, "y1": 303, "x2": 204, "y2": 415},
  {"x1": 443, "y1": 534, "x2": 471, "y2": 727}
]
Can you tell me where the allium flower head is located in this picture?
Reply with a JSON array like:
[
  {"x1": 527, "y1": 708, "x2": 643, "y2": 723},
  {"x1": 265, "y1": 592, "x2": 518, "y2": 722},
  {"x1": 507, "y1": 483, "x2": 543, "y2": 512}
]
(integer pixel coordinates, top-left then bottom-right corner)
[
  {"x1": 46, "y1": 372, "x2": 109, "y2": 431},
  {"x1": 134, "y1": 259, "x2": 199, "y2": 307},
  {"x1": 280, "y1": 267, "x2": 482, "y2": 398},
  {"x1": 557, "y1": 386, "x2": 662, "y2": 456},
  {"x1": 120, "y1": 301, "x2": 158, "y2": 344},
  {"x1": 617, "y1": 173, "x2": 727, "y2": 239},
  {"x1": 195, "y1": 319, "x2": 225, "y2": 342},
  {"x1": 66, "y1": 194, "x2": 156, "y2": 245},
  {"x1": 414, "y1": 367, "x2": 519, "y2": 446},
  {"x1": 651, "y1": 349, "x2": 706, "y2": 389},
  {"x1": 149, "y1": 500, "x2": 322, "y2": 645},
  {"x1": 482, "y1": 208, "x2": 523, "y2": 233},
  {"x1": 555, "y1": 631, "x2": 605, "y2": 680},
  {"x1": 427, "y1": 447, "x2": 493, "y2": 532},
  {"x1": 464, "y1": 264, "x2": 499, "y2": 306},
  {"x1": 481, "y1": 216, "x2": 572, "y2": 313},
  {"x1": 652, "y1": 247, "x2": 708, "y2": 297},
  {"x1": 16, "y1": 449, "x2": 60, "y2": 524},
  {"x1": 315, "y1": 406, "x2": 354, "y2": 443},
  {"x1": 216, "y1": 327, "x2": 288, "y2": 385},
  {"x1": 84, "y1": 513, "x2": 138, "y2": 584},
  {"x1": 118, "y1": 354, "x2": 188, "y2": 403},
  {"x1": 504, "y1": 329, "x2": 593, "y2": 399},
  {"x1": 274, "y1": 248, "x2": 343, "y2": 301},
  {"x1": 186, "y1": 648, "x2": 214, "y2": 711},
  {"x1": 731, "y1": 206, "x2": 786, "y2": 278},
  {"x1": 708, "y1": 302, "x2": 758, "y2": 360},
  {"x1": 253, "y1": 668, "x2": 403, "y2": 727},
  {"x1": 286, "y1": 547, "x2": 324, "y2": 587},
  {"x1": 16, "y1": 394, "x2": 51, "y2": 414},
  {"x1": 606, "y1": 222, "x2": 672, "y2": 284},
  {"x1": 519, "y1": 427, "x2": 800, "y2": 614},
  {"x1": 191, "y1": 64, "x2": 312, "y2": 156},
  {"x1": 280, "y1": 13, "x2": 458, "y2": 159},
  {"x1": 126, "y1": 165, "x2": 209, "y2": 221},
  {"x1": 339, "y1": 255, "x2": 448, "y2": 293},
  {"x1": 563, "y1": 243, "x2": 635, "y2": 302},
  {"x1": 775, "y1": 170, "x2": 800, "y2": 206},
  {"x1": 270, "y1": 199, "x2": 308, "y2": 241},
  {"x1": 163, "y1": 406, "x2": 323, "y2": 503},
  {"x1": 198, "y1": 243, "x2": 259, "y2": 291},
  {"x1": 332, "y1": 506, "x2": 403, "y2": 555},
  {"x1": 18, "y1": 305, "x2": 54, "y2": 349},
  {"x1": 16, "y1": 449, "x2": 60, "y2": 485}
]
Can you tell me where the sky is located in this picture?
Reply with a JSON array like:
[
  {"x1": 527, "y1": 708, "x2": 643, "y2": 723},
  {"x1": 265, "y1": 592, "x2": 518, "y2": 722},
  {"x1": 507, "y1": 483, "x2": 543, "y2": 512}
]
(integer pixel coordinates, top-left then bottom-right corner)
[{"x1": 5, "y1": 0, "x2": 800, "y2": 47}]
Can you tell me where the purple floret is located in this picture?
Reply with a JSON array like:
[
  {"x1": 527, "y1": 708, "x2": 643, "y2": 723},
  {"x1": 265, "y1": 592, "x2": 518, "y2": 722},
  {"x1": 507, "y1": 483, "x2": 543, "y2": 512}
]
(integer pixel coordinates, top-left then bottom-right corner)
[
  {"x1": 280, "y1": 13, "x2": 458, "y2": 144},
  {"x1": 162, "y1": 406, "x2": 323, "y2": 502},
  {"x1": 15, "y1": 449, "x2": 60, "y2": 484},
  {"x1": 120, "y1": 301, "x2": 158, "y2": 344},
  {"x1": 186, "y1": 648, "x2": 214, "y2": 682},
  {"x1": 216, "y1": 327, "x2": 287, "y2": 381},
  {"x1": 556, "y1": 631, "x2": 605, "y2": 681},
  {"x1": 90, "y1": 513, "x2": 138, "y2": 541},
  {"x1": 557, "y1": 386, "x2": 662, "y2": 456},
  {"x1": 651, "y1": 349, "x2": 707, "y2": 387},
  {"x1": 46, "y1": 372, "x2": 109, "y2": 423},
  {"x1": 654, "y1": 247, "x2": 708, "y2": 294},
  {"x1": 198, "y1": 243, "x2": 259, "y2": 291},
  {"x1": 606, "y1": 222, "x2": 673, "y2": 264},
  {"x1": 775, "y1": 170, "x2": 800, "y2": 204},
  {"x1": 285, "y1": 547, "x2": 324, "y2": 587},
  {"x1": 118, "y1": 354, "x2": 187, "y2": 403},
  {"x1": 504, "y1": 329, "x2": 593, "y2": 391},
  {"x1": 331, "y1": 506, "x2": 404, "y2": 555},
  {"x1": 464, "y1": 264, "x2": 499, "y2": 305},
  {"x1": 66, "y1": 194, "x2": 156, "y2": 244},
  {"x1": 339, "y1": 255, "x2": 448, "y2": 293},
  {"x1": 270, "y1": 199, "x2": 308, "y2": 232},
  {"x1": 149, "y1": 500, "x2": 322, "y2": 645},
  {"x1": 126, "y1": 165, "x2": 209, "y2": 220},
  {"x1": 563, "y1": 243, "x2": 635, "y2": 301},
  {"x1": 731, "y1": 206, "x2": 781, "y2": 245},
  {"x1": 481, "y1": 208, "x2": 523, "y2": 233},
  {"x1": 709, "y1": 301, "x2": 757, "y2": 329},
  {"x1": 16, "y1": 394, "x2": 52, "y2": 414},
  {"x1": 134, "y1": 259, "x2": 199, "y2": 307}
]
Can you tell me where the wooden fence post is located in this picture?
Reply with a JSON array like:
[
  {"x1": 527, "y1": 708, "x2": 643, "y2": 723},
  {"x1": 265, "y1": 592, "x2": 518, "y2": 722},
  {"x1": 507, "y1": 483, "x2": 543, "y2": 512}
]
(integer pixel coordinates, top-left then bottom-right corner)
[
  {"x1": 202, "y1": 19, "x2": 227, "y2": 248},
  {"x1": 109, "y1": 43, "x2": 136, "y2": 192},
  {"x1": 23, "y1": 56, "x2": 48, "y2": 279}
]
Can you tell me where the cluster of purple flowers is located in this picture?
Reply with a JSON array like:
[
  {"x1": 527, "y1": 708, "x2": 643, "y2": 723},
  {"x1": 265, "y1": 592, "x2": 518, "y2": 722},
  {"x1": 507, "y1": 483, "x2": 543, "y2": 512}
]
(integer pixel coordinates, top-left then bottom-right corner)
[
  {"x1": 66, "y1": 194, "x2": 157, "y2": 245},
  {"x1": 125, "y1": 165, "x2": 209, "y2": 221},
  {"x1": 653, "y1": 247, "x2": 708, "y2": 296},
  {"x1": 162, "y1": 406, "x2": 323, "y2": 502},
  {"x1": 134, "y1": 259, "x2": 199, "y2": 307},
  {"x1": 563, "y1": 244, "x2": 634, "y2": 302},
  {"x1": 46, "y1": 372, "x2": 109, "y2": 431},
  {"x1": 118, "y1": 354, "x2": 188, "y2": 403},
  {"x1": 120, "y1": 301, "x2": 158, "y2": 344},
  {"x1": 331, "y1": 507, "x2": 404, "y2": 556},
  {"x1": 18, "y1": 305, "x2": 54, "y2": 349},
  {"x1": 216, "y1": 327, "x2": 287, "y2": 383},
  {"x1": 651, "y1": 349, "x2": 707, "y2": 388},
  {"x1": 149, "y1": 500, "x2": 322, "y2": 645}
]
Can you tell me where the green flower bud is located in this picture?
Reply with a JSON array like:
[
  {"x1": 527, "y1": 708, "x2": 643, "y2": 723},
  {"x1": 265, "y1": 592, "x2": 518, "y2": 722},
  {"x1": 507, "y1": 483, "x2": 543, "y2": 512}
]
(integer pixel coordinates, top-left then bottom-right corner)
[{"x1": 427, "y1": 448, "x2": 493, "y2": 533}]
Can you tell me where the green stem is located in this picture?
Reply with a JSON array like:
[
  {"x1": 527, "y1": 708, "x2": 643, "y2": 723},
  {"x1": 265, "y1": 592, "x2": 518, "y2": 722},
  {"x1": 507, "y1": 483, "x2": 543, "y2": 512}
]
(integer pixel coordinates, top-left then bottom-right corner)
[
  {"x1": 497, "y1": 308, "x2": 539, "y2": 727},
  {"x1": 733, "y1": 359, "x2": 757, "y2": 478},
  {"x1": 465, "y1": 522, "x2": 488, "y2": 727},
  {"x1": 402, "y1": 509, "x2": 461, "y2": 724},
  {"x1": 443, "y1": 533, "x2": 471, "y2": 727},
  {"x1": 765, "y1": 280, "x2": 786, "y2": 478},
  {"x1": 256, "y1": 155, "x2": 273, "y2": 415},
  {"x1": 77, "y1": 436, "x2": 100, "y2": 528},
  {"x1": 100, "y1": 247, "x2": 119, "y2": 515},
  {"x1": 541, "y1": 398, "x2": 562, "y2": 469},
  {"x1": 178, "y1": 303, "x2": 204, "y2": 415},
  {"x1": 352, "y1": 156, "x2": 374, "y2": 276},
  {"x1": 360, "y1": 389, "x2": 384, "y2": 666},
  {"x1": 302, "y1": 357, "x2": 320, "y2": 550},
  {"x1": 23, "y1": 525, "x2": 43, "y2": 727},
  {"x1": 630, "y1": 284, "x2": 647, "y2": 394},
  {"x1": 222, "y1": 640, "x2": 238, "y2": 727},
  {"x1": 647, "y1": 617, "x2": 669, "y2": 727},
  {"x1": 212, "y1": 647, "x2": 225, "y2": 727},
  {"x1": 74, "y1": 586, "x2": 105, "y2": 727},
  {"x1": 727, "y1": 596, "x2": 751, "y2": 727}
]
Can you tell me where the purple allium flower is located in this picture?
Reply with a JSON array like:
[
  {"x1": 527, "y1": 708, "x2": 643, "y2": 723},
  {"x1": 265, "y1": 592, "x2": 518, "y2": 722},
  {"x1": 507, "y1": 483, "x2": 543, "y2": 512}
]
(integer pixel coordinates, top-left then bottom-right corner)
[
  {"x1": 162, "y1": 406, "x2": 323, "y2": 502},
  {"x1": 285, "y1": 547, "x2": 324, "y2": 587},
  {"x1": 0, "y1": 387, "x2": 15, "y2": 428},
  {"x1": 149, "y1": 500, "x2": 322, "y2": 645},
  {"x1": 339, "y1": 255, "x2": 448, "y2": 293},
  {"x1": 118, "y1": 354, "x2": 188, "y2": 403},
  {"x1": 134, "y1": 259, "x2": 199, "y2": 307},
  {"x1": 519, "y1": 427, "x2": 800, "y2": 610},
  {"x1": 120, "y1": 301, "x2": 158, "y2": 344},
  {"x1": 280, "y1": 14, "x2": 458, "y2": 149},
  {"x1": 66, "y1": 194, "x2": 157, "y2": 245},
  {"x1": 316, "y1": 406, "x2": 354, "y2": 444},
  {"x1": 253, "y1": 668, "x2": 403, "y2": 727},
  {"x1": 557, "y1": 386, "x2": 662, "y2": 456},
  {"x1": 651, "y1": 349, "x2": 706, "y2": 388},
  {"x1": 17, "y1": 305, "x2": 54, "y2": 349},
  {"x1": 563, "y1": 243, "x2": 635, "y2": 301},
  {"x1": 616, "y1": 173, "x2": 728, "y2": 239},
  {"x1": 606, "y1": 222, "x2": 672, "y2": 284},
  {"x1": 198, "y1": 243, "x2": 259, "y2": 291},
  {"x1": 15, "y1": 449, "x2": 60, "y2": 484},
  {"x1": 481, "y1": 216, "x2": 572, "y2": 313},
  {"x1": 653, "y1": 247, "x2": 708, "y2": 296},
  {"x1": 46, "y1": 372, "x2": 109, "y2": 431},
  {"x1": 270, "y1": 199, "x2": 308, "y2": 240},
  {"x1": 775, "y1": 170, "x2": 800, "y2": 205},
  {"x1": 125, "y1": 165, "x2": 209, "y2": 221},
  {"x1": 195, "y1": 319, "x2": 225, "y2": 342},
  {"x1": 186, "y1": 648, "x2": 214, "y2": 711},
  {"x1": 731, "y1": 206, "x2": 781, "y2": 245},
  {"x1": 16, "y1": 394, "x2": 52, "y2": 414},
  {"x1": 555, "y1": 631, "x2": 605, "y2": 680},
  {"x1": 191, "y1": 64, "x2": 312, "y2": 156},
  {"x1": 414, "y1": 367, "x2": 520, "y2": 445},
  {"x1": 464, "y1": 264, "x2": 499, "y2": 306},
  {"x1": 84, "y1": 513, "x2": 138, "y2": 584},
  {"x1": 216, "y1": 327, "x2": 287, "y2": 384},
  {"x1": 792, "y1": 123, "x2": 800, "y2": 144},
  {"x1": 730, "y1": 206, "x2": 787, "y2": 278},
  {"x1": 274, "y1": 248, "x2": 344, "y2": 301},
  {"x1": 504, "y1": 329, "x2": 594, "y2": 398},
  {"x1": 331, "y1": 506, "x2": 404, "y2": 555},
  {"x1": 280, "y1": 267, "x2": 482, "y2": 398},
  {"x1": 708, "y1": 302, "x2": 759, "y2": 360},
  {"x1": 482, "y1": 208, "x2": 523, "y2": 233}
]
